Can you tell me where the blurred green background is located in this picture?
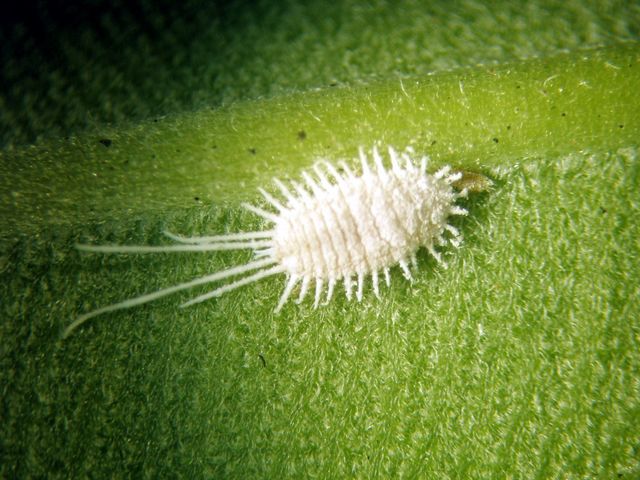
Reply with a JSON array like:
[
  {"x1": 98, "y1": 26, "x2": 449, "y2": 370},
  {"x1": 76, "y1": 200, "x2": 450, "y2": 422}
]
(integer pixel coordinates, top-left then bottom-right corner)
[
  {"x1": 2, "y1": 0, "x2": 638, "y2": 149},
  {"x1": 1, "y1": 1, "x2": 639, "y2": 478}
]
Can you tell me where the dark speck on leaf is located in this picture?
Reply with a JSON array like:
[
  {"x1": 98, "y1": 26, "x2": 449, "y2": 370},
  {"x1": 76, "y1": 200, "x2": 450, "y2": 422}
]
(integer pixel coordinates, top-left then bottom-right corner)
[
  {"x1": 297, "y1": 130, "x2": 307, "y2": 141},
  {"x1": 99, "y1": 139, "x2": 112, "y2": 147},
  {"x1": 248, "y1": 148, "x2": 257, "y2": 155},
  {"x1": 492, "y1": 137, "x2": 499, "y2": 143}
]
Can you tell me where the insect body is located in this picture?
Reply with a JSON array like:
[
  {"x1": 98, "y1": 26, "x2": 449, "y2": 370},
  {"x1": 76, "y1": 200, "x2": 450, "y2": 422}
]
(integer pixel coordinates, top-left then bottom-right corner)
[{"x1": 64, "y1": 146, "x2": 468, "y2": 338}]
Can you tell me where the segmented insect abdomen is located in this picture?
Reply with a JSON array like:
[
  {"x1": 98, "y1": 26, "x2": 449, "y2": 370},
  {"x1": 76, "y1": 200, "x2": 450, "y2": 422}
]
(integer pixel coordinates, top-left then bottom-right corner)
[{"x1": 272, "y1": 168, "x2": 453, "y2": 279}]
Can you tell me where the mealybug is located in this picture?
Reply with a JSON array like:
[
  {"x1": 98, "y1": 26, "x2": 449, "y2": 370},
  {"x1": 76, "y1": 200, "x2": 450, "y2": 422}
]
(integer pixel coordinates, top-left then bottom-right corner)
[{"x1": 64, "y1": 146, "x2": 470, "y2": 338}]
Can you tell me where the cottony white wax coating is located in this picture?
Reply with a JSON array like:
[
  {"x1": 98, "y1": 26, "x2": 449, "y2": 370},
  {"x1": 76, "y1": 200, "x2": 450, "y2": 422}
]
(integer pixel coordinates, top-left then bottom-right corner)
[{"x1": 64, "y1": 146, "x2": 468, "y2": 338}]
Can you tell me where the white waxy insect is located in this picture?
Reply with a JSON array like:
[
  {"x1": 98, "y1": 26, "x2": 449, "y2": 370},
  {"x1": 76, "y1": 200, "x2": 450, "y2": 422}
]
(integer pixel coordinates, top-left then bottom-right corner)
[{"x1": 64, "y1": 145, "x2": 469, "y2": 338}]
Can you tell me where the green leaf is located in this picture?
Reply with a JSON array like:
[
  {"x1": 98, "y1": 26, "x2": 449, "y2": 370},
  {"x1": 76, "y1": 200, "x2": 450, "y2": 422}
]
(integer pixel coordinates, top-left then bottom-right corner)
[{"x1": 1, "y1": 4, "x2": 639, "y2": 478}]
